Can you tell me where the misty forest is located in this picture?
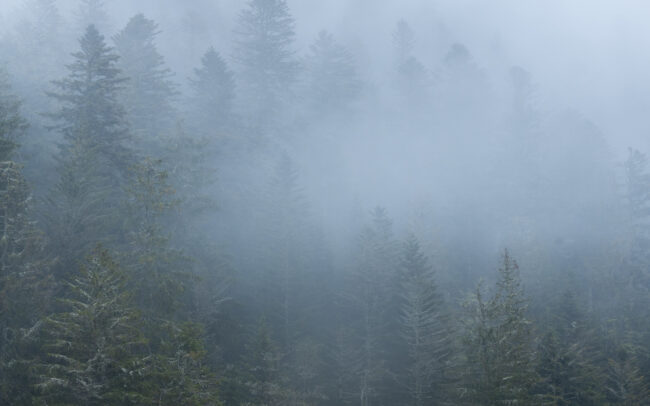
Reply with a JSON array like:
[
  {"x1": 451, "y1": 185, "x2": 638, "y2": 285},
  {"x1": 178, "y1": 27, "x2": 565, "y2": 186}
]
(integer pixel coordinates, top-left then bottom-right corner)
[{"x1": 1, "y1": 0, "x2": 650, "y2": 405}]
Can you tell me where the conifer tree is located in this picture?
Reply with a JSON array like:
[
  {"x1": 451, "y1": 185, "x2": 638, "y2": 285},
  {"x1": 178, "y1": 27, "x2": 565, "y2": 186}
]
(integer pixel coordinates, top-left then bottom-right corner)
[
  {"x1": 189, "y1": 47, "x2": 236, "y2": 135},
  {"x1": 303, "y1": 30, "x2": 361, "y2": 117},
  {"x1": 399, "y1": 235, "x2": 452, "y2": 405},
  {"x1": 536, "y1": 289, "x2": 605, "y2": 404},
  {"x1": 124, "y1": 157, "x2": 185, "y2": 319},
  {"x1": 233, "y1": 0, "x2": 299, "y2": 131},
  {"x1": 605, "y1": 345, "x2": 650, "y2": 405},
  {"x1": 340, "y1": 207, "x2": 399, "y2": 406},
  {"x1": 113, "y1": 13, "x2": 177, "y2": 153},
  {"x1": 392, "y1": 20, "x2": 428, "y2": 108},
  {"x1": 240, "y1": 318, "x2": 283, "y2": 405},
  {"x1": 36, "y1": 248, "x2": 148, "y2": 405},
  {"x1": 45, "y1": 25, "x2": 131, "y2": 278},
  {"x1": 76, "y1": 0, "x2": 110, "y2": 34},
  {"x1": 0, "y1": 76, "x2": 51, "y2": 405},
  {"x1": 461, "y1": 250, "x2": 538, "y2": 405}
]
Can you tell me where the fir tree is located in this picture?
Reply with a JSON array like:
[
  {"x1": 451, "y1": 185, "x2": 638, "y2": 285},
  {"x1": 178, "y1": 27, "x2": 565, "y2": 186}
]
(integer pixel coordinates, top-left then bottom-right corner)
[
  {"x1": 461, "y1": 250, "x2": 538, "y2": 405},
  {"x1": 340, "y1": 207, "x2": 399, "y2": 406},
  {"x1": 0, "y1": 78, "x2": 51, "y2": 404},
  {"x1": 189, "y1": 47, "x2": 236, "y2": 135},
  {"x1": 389, "y1": 20, "x2": 429, "y2": 111},
  {"x1": 303, "y1": 30, "x2": 361, "y2": 117},
  {"x1": 233, "y1": 0, "x2": 299, "y2": 131},
  {"x1": 399, "y1": 235, "x2": 452, "y2": 405},
  {"x1": 45, "y1": 24, "x2": 131, "y2": 278},
  {"x1": 124, "y1": 157, "x2": 185, "y2": 319},
  {"x1": 113, "y1": 13, "x2": 177, "y2": 153},
  {"x1": 36, "y1": 248, "x2": 148, "y2": 405},
  {"x1": 76, "y1": 0, "x2": 110, "y2": 34}
]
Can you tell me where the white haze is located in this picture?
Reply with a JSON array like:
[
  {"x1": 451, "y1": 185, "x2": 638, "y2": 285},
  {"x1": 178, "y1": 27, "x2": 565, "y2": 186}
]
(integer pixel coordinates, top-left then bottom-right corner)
[{"x1": 3, "y1": 0, "x2": 650, "y2": 153}]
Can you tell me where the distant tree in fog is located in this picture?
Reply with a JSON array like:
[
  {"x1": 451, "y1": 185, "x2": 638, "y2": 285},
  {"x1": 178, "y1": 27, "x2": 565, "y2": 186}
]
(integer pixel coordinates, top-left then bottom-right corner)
[
  {"x1": 303, "y1": 31, "x2": 361, "y2": 117},
  {"x1": 392, "y1": 20, "x2": 429, "y2": 108},
  {"x1": 399, "y1": 235, "x2": 453, "y2": 406},
  {"x1": 233, "y1": 0, "x2": 299, "y2": 132},
  {"x1": 113, "y1": 13, "x2": 177, "y2": 153},
  {"x1": 393, "y1": 20, "x2": 415, "y2": 67},
  {"x1": 189, "y1": 47, "x2": 236, "y2": 135},
  {"x1": 76, "y1": 0, "x2": 110, "y2": 35}
]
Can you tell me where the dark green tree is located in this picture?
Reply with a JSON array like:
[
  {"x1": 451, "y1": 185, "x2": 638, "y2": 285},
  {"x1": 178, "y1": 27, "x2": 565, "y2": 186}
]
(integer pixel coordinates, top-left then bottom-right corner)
[
  {"x1": 461, "y1": 250, "x2": 538, "y2": 405},
  {"x1": 36, "y1": 248, "x2": 148, "y2": 405},
  {"x1": 124, "y1": 157, "x2": 185, "y2": 319},
  {"x1": 0, "y1": 77, "x2": 52, "y2": 405},
  {"x1": 45, "y1": 24, "x2": 131, "y2": 278},
  {"x1": 536, "y1": 289, "x2": 605, "y2": 405}
]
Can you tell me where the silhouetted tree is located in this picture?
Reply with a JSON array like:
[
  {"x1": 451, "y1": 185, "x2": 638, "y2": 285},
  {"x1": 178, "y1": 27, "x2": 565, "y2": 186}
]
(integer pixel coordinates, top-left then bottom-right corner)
[
  {"x1": 233, "y1": 0, "x2": 299, "y2": 132},
  {"x1": 45, "y1": 25, "x2": 131, "y2": 278},
  {"x1": 114, "y1": 14, "x2": 177, "y2": 153},
  {"x1": 189, "y1": 47, "x2": 236, "y2": 135}
]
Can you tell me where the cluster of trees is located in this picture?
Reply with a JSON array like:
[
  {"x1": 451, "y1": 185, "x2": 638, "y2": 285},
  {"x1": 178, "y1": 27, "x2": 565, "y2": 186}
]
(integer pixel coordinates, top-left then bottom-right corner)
[{"x1": 0, "y1": 0, "x2": 650, "y2": 405}]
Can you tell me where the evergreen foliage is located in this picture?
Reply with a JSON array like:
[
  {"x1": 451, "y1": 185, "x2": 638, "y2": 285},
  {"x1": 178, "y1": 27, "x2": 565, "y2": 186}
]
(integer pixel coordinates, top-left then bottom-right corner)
[
  {"x1": 189, "y1": 47, "x2": 236, "y2": 135},
  {"x1": 113, "y1": 14, "x2": 177, "y2": 152},
  {"x1": 233, "y1": 0, "x2": 298, "y2": 131},
  {"x1": 36, "y1": 248, "x2": 148, "y2": 405},
  {"x1": 45, "y1": 24, "x2": 131, "y2": 278},
  {"x1": 461, "y1": 250, "x2": 537, "y2": 404}
]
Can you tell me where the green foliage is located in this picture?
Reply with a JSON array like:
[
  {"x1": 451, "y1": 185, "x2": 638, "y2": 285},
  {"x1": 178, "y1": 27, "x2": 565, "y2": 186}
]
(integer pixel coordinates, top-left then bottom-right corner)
[
  {"x1": 146, "y1": 322, "x2": 220, "y2": 406},
  {"x1": 124, "y1": 157, "x2": 186, "y2": 318},
  {"x1": 0, "y1": 70, "x2": 27, "y2": 160},
  {"x1": 461, "y1": 250, "x2": 538, "y2": 405},
  {"x1": 36, "y1": 248, "x2": 148, "y2": 405},
  {"x1": 399, "y1": 234, "x2": 453, "y2": 405},
  {"x1": 233, "y1": 0, "x2": 298, "y2": 130},
  {"x1": 337, "y1": 207, "x2": 399, "y2": 405},
  {"x1": 0, "y1": 161, "x2": 51, "y2": 404},
  {"x1": 44, "y1": 25, "x2": 132, "y2": 277}
]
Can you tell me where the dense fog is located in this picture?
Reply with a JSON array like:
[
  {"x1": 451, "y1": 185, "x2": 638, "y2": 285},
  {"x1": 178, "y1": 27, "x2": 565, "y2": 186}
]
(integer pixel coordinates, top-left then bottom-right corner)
[{"x1": 1, "y1": 1, "x2": 650, "y2": 405}]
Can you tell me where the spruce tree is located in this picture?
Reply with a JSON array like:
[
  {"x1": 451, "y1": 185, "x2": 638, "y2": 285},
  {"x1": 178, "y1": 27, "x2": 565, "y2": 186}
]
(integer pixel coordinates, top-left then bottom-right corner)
[
  {"x1": 233, "y1": 0, "x2": 299, "y2": 131},
  {"x1": 36, "y1": 248, "x2": 148, "y2": 405},
  {"x1": 76, "y1": 0, "x2": 110, "y2": 34},
  {"x1": 0, "y1": 76, "x2": 51, "y2": 405},
  {"x1": 124, "y1": 157, "x2": 185, "y2": 319},
  {"x1": 399, "y1": 235, "x2": 452, "y2": 405},
  {"x1": 303, "y1": 30, "x2": 361, "y2": 117},
  {"x1": 189, "y1": 47, "x2": 236, "y2": 135},
  {"x1": 339, "y1": 207, "x2": 398, "y2": 406},
  {"x1": 461, "y1": 250, "x2": 538, "y2": 405},
  {"x1": 45, "y1": 24, "x2": 131, "y2": 278},
  {"x1": 113, "y1": 14, "x2": 177, "y2": 153},
  {"x1": 392, "y1": 20, "x2": 428, "y2": 107}
]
